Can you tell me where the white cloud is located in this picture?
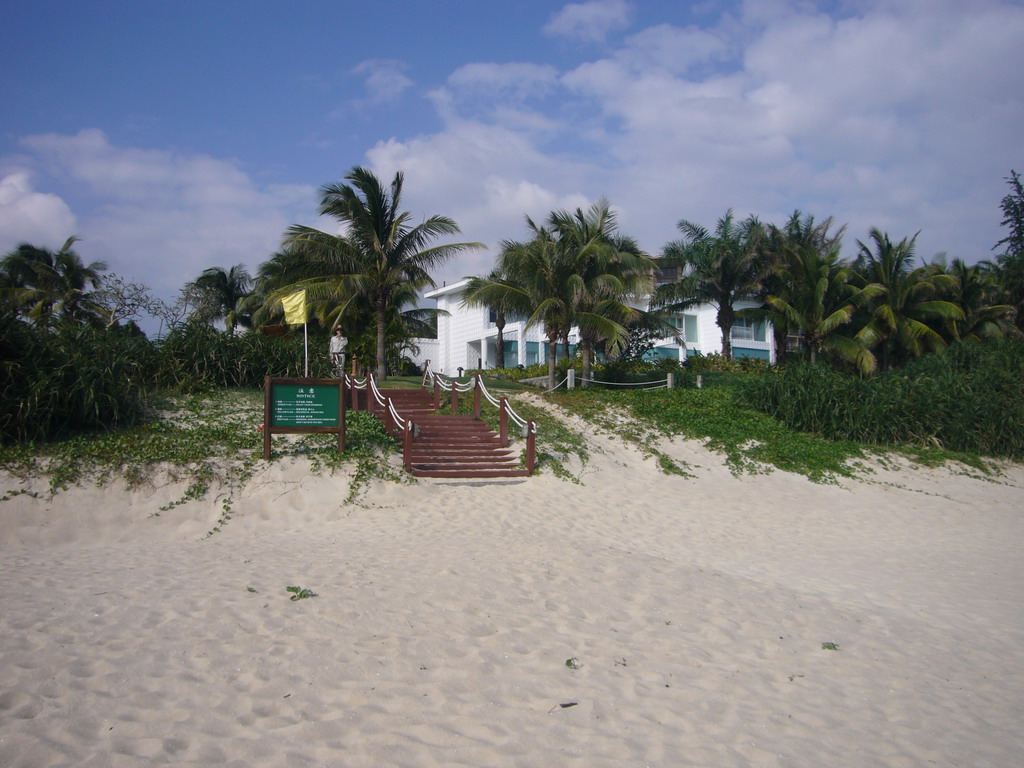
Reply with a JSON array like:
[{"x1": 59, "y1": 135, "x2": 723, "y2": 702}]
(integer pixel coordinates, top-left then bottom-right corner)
[
  {"x1": 360, "y1": 0, "x2": 1021, "y2": 277},
  {"x1": 364, "y1": 122, "x2": 596, "y2": 281},
  {"x1": 0, "y1": 171, "x2": 78, "y2": 252},
  {"x1": 432, "y1": 62, "x2": 563, "y2": 135},
  {"x1": 543, "y1": 0, "x2": 633, "y2": 43},
  {"x1": 616, "y1": 23, "x2": 730, "y2": 74},
  {"x1": 353, "y1": 59, "x2": 414, "y2": 104},
  {"x1": 11, "y1": 130, "x2": 316, "y2": 300}
]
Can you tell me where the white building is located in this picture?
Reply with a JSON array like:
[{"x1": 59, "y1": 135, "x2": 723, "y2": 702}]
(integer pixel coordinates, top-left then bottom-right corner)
[{"x1": 416, "y1": 279, "x2": 773, "y2": 376}]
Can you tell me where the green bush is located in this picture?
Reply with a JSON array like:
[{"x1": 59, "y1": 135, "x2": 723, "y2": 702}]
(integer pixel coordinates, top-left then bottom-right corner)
[
  {"x1": 1, "y1": 316, "x2": 155, "y2": 443},
  {"x1": 1, "y1": 316, "x2": 337, "y2": 444},
  {"x1": 742, "y1": 340, "x2": 1024, "y2": 458},
  {"x1": 155, "y1": 321, "x2": 330, "y2": 390},
  {"x1": 479, "y1": 363, "x2": 548, "y2": 380},
  {"x1": 686, "y1": 352, "x2": 772, "y2": 375},
  {"x1": 590, "y1": 358, "x2": 686, "y2": 387}
]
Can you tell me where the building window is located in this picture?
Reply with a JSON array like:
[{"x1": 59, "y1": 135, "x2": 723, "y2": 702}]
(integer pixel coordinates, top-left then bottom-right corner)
[
  {"x1": 731, "y1": 317, "x2": 765, "y2": 342},
  {"x1": 665, "y1": 314, "x2": 698, "y2": 342}
]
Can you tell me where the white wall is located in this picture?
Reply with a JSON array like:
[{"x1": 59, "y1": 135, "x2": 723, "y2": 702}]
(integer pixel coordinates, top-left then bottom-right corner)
[{"x1": 423, "y1": 282, "x2": 775, "y2": 372}]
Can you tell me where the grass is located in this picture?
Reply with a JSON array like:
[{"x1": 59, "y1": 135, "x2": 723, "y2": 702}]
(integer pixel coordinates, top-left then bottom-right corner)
[
  {"x1": 548, "y1": 382, "x2": 997, "y2": 483},
  {"x1": 1, "y1": 371, "x2": 1008, "y2": 516},
  {"x1": 0, "y1": 388, "x2": 403, "y2": 520}
]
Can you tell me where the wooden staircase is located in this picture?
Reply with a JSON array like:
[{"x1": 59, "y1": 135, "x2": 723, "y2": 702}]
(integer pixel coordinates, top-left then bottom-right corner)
[{"x1": 376, "y1": 388, "x2": 531, "y2": 479}]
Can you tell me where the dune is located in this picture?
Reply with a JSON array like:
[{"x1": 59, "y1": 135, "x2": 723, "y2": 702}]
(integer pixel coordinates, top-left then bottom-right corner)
[{"x1": 1, "y1": 422, "x2": 1022, "y2": 767}]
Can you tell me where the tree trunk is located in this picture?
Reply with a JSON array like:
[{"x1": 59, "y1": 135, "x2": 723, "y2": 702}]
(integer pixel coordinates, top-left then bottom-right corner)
[
  {"x1": 718, "y1": 303, "x2": 735, "y2": 360},
  {"x1": 581, "y1": 340, "x2": 592, "y2": 387},
  {"x1": 547, "y1": 332, "x2": 559, "y2": 389},
  {"x1": 495, "y1": 315, "x2": 506, "y2": 369},
  {"x1": 773, "y1": 323, "x2": 787, "y2": 366},
  {"x1": 376, "y1": 304, "x2": 387, "y2": 380}
]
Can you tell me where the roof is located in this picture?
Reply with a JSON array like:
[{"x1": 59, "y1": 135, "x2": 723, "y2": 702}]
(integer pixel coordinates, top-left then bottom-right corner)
[{"x1": 423, "y1": 278, "x2": 470, "y2": 299}]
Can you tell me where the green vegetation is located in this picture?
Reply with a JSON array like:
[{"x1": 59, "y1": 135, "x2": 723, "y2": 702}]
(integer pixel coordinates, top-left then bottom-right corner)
[
  {"x1": 0, "y1": 389, "x2": 400, "y2": 512},
  {"x1": 3, "y1": 166, "x2": 1023, "y2": 501},
  {"x1": 464, "y1": 200, "x2": 657, "y2": 389},
  {"x1": 284, "y1": 166, "x2": 483, "y2": 380},
  {"x1": 742, "y1": 340, "x2": 1024, "y2": 459},
  {"x1": 655, "y1": 209, "x2": 767, "y2": 361},
  {"x1": 1, "y1": 317, "x2": 326, "y2": 444},
  {"x1": 551, "y1": 385, "x2": 867, "y2": 483},
  {"x1": 287, "y1": 586, "x2": 318, "y2": 601},
  {"x1": 1, "y1": 317, "x2": 155, "y2": 443}
]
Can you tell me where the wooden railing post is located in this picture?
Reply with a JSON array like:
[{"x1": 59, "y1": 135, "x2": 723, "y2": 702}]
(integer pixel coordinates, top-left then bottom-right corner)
[
  {"x1": 433, "y1": 378, "x2": 440, "y2": 410},
  {"x1": 473, "y1": 375, "x2": 481, "y2": 419},
  {"x1": 403, "y1": 420, "x2": 413, "y2": 472},
  {"x1": 450, "y1": 382, "x2": 458, "y2": 414},
  {"x1": 499, "y1": 397, "x2": 509, "y2": 447},
  {"x1": 350, "y1": 377, "x2": 360, "y2": 410},
  {"x1": 526, "y1": 421, "x2": 536, "y2": 475}
]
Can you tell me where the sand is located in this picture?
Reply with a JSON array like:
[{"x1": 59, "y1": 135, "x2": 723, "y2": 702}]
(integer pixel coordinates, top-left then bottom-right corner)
[{"x1": 1, "y1": 423, "x2": 1023, "y2": 767}]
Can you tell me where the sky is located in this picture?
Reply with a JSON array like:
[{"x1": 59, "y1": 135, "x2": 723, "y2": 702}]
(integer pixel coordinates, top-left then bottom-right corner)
[{"x1": 2, "y1": 0, "x2": 1023, "y2": 321}]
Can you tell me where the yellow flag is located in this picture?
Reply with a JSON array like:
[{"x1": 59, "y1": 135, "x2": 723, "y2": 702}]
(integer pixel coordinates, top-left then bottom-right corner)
[{"x1": 281, "y1": 289, "x2": 307, "y2": 325}]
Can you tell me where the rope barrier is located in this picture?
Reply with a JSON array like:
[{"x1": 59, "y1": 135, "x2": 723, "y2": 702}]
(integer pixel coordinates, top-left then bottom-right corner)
[
  {"x1": 425, "y1": 369, "x2": 535, "y2": 435},
  {"x1": 540, "y1": 375, "x2": 569, "y2": 394},
  {"x1": 387, "y1": 399, "x2": 406, "y2": 428},
  {"x1": 579, "y1": 376, "x2": 670, "y2": 387}
]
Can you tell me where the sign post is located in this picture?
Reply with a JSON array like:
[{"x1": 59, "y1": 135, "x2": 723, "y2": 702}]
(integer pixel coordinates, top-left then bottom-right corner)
[{"x1": 263, "y1": 376, "x2": 346, "y2": 459}]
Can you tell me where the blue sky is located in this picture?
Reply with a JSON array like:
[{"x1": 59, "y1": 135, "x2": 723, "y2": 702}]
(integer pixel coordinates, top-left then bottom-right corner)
[{"x1": 2, "y1": 0, "x2": 1023, "y2": 314}]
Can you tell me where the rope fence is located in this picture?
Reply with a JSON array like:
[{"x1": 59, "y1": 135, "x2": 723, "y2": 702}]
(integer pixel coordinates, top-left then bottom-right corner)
[{"x1": 341, "y1": 363, "x2": 538, "y2": 475}]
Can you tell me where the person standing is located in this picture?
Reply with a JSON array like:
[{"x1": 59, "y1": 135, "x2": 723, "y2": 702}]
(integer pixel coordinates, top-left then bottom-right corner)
[{"x1": 329, "y1": 327, "x2": 348, "y2": 374}]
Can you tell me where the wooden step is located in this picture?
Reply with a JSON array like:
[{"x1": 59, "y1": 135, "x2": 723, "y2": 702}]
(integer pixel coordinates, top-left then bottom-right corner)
[
  {"x1": 367, "y1": 387, "x2": 532, "y2": 479},
  {"x1": 411, "y1": 468, "x2": 531, "y2": 478}
]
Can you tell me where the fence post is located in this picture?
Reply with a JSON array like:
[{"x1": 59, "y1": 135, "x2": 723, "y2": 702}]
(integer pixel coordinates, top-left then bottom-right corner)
[
  {"x1": 667, "y1": 372, "x2": 675, "y2": 389},
  {"x1": 433, "y1": 378, "x2": 440, "y2": 410},
  {"x1": 525, "y1": 421, "x2": 536, "y2": 475},
  {"x1": 451, "y1": 382, "x2": 458, "y2": 414},
  {"x1": 473, "y1": 375, "x2": 481, "y2": 419},
  {"x1": 567, "y1": 368, "x2": 575, "y2": 389},
  {"x1": 499, "y1": 397, "x2": 509, "y2": 447},
  {"x1": 403, "y1": 420, "x2": 413, "y2": 472},
  {"x1": 696, "y1": 374, "x2": 703, "y2": 388}
]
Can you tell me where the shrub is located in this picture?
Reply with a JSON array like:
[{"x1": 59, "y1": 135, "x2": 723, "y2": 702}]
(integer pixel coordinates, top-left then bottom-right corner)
[
  {"x1": 155, "y1": 321, "x2": 330, "y2": 390},
  {"x1": 742, "y1": 340, "x2": 1024, "y2": 458},
  {"x1": 686, "y1": 353, "x2": 772, "y2": 375},
  {"x1": 1, "y1": 316, "x2": 155, "y2": 443}
]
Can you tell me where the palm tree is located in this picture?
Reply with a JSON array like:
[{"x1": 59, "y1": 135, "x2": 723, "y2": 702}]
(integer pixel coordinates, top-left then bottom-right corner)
[
  {"x1": 547, "y1": 201, "x2": 655, "y2": 385},
  {"x1": 465, "y1": 221, "x2": 580, "y2": 389},
  {"x1": 466, "y1": 202, "x2": 654, "y2": 388},
  {"x1": 758, "y1": 211, "x2": 846, "y2": 364},
  {"x1": 943, "y1": 259, "x2": 1017, "y2": 342},
  {"x1": 189, "y1": 264, "x2": 253, "y2": 335},
  {"x1": 489, "y1": 224, "x2": 570, "y2": 389},
  {"x1": 754, "y1": 244, "x2": 881, "y2": 374},
  {"x1": 462, "y1": 265, "x2": 526, "y2": 370},
  {"x1": 0, "y1": 237, "x2": 107, "y2": 325},
  {"x1": 853, "y1": 229, "x2": 964, "y2": 369},
  {"x1": 654, "y1": 210, "x2": 768, "y2": 360},
  {"x1": 285, "y1": 167, "x2": 483, "y2": 379}
]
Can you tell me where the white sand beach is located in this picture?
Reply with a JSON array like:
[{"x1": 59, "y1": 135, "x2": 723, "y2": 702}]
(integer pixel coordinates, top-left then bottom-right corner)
[{"x1": 1, "y1": 427, "x2": 1023, "y2": 767}]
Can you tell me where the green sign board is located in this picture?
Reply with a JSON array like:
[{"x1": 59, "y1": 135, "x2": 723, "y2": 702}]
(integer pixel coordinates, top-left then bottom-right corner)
[{"x1": 271, "y1": 384, "x2": 340, "y2": 427}]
